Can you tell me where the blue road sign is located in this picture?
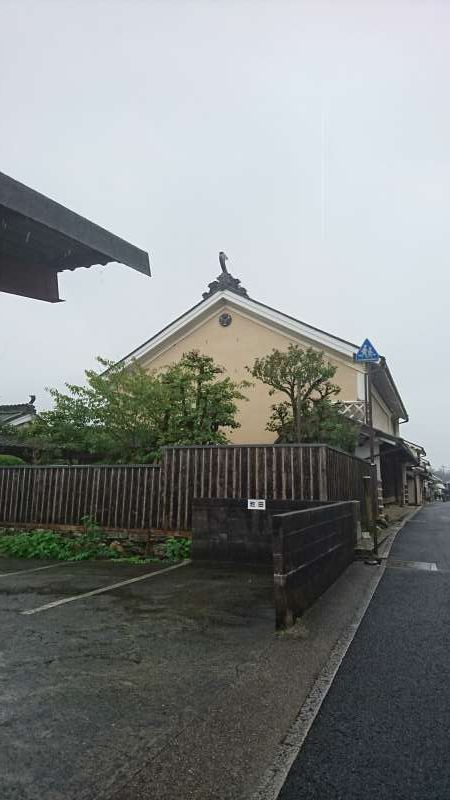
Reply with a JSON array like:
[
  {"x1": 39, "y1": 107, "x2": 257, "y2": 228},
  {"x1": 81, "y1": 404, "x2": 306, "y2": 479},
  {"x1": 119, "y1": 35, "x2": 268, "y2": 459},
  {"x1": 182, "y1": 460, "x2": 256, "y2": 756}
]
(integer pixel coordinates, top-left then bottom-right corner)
[{"x1": 355, "y1": 338, "x2": 380, "y2": 362}]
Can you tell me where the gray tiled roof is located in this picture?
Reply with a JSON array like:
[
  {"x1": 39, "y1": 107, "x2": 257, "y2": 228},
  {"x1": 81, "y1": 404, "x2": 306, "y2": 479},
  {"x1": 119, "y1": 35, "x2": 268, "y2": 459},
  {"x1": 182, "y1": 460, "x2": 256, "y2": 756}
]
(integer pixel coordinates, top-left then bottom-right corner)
[{"x1": 0, "y1": 403, "x2": 36, "y2": 426}]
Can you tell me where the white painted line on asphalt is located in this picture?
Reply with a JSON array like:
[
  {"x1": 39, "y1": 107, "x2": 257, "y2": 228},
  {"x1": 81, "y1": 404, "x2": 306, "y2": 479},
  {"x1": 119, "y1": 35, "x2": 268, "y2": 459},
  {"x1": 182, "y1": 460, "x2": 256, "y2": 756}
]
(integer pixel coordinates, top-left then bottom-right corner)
[
  {"x1": 21, "y1": 560, "x2": 191, "y2": 616},
  {"x1": 387, "y1": 559, "x2": 438, "y2": 572},
  {"x1": 252, "y1": 511, "x2": 416, "y2": 800},
  {"x1": 0, "y1": 562, "x2": 74, "y2": 579}
]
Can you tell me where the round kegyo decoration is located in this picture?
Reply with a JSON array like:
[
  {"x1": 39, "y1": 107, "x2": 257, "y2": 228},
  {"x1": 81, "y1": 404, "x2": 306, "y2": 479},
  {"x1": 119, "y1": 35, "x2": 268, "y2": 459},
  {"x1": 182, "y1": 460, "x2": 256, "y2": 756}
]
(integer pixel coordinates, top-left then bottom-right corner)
[{"x1": 219, "y1": 313, "x2": 232, "y2": 327}]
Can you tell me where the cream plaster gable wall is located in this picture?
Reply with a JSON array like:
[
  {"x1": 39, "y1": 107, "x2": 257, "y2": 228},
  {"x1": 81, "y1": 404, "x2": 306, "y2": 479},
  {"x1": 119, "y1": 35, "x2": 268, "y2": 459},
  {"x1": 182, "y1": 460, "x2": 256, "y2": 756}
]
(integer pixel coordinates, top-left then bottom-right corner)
[{"x1": 136, "y1": 305, "x2": 364, "y2": 444}]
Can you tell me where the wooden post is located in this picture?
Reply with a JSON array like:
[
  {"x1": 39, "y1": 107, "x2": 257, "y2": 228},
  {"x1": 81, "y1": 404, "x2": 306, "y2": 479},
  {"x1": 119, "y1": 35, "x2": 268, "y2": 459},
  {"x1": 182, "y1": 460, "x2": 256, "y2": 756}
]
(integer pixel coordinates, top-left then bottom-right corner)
[
  {"x1": 318, "y1": 446, "x2": 328, "y2": 501},
  {"x1": 363, "y1": 475, "x2": 373, "y2": 532}
]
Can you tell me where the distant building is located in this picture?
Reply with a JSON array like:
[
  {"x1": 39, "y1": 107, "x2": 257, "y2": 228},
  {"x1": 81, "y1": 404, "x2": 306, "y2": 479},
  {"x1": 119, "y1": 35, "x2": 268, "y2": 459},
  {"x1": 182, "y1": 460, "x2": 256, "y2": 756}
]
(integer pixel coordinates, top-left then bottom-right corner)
[
  {"x1": 0, "y1": 397, "x2": 37, "y2": 461},
  {"x1": 0, "y1": 397, "x2": 36, "y2": 428}
]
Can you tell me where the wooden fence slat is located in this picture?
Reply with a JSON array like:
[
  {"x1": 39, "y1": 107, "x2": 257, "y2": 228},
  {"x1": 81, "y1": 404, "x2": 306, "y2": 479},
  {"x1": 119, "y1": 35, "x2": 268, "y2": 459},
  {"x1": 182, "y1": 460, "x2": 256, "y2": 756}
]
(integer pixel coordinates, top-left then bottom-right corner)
[{"x1": 176, "y1": 449, "x2": 183, "y2": 531}]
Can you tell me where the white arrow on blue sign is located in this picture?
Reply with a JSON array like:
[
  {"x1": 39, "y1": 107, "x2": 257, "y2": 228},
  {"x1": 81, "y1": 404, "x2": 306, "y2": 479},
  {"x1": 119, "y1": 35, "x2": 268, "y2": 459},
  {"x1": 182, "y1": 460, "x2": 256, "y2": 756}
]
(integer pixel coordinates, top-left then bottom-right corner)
[{"x1": 355, "y1": 338, "x2": 380, "y2": 362}]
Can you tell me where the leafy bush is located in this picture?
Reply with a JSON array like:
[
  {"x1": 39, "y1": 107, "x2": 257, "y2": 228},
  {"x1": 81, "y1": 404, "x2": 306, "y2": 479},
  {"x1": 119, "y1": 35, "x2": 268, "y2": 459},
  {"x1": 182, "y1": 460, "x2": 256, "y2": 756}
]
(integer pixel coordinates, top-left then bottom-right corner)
[
  {"x1": 0, "y1": 528, "x2": 119, "y2": 561},
  {"x1": 0, "y1": 531, "x2": 75, "y2": 560},
  {"x1": 164, "y1": 537, "x2": 191, "y2": 561},
  {"x1": 80, "y1": 514, "x2": 104, "y2": 539},
  {"x1": 0, "y1": 454, "x2": 26, "y2": 466},
  {"x1": 0, "y1": 522, "x2": 191, "y2": 564}
]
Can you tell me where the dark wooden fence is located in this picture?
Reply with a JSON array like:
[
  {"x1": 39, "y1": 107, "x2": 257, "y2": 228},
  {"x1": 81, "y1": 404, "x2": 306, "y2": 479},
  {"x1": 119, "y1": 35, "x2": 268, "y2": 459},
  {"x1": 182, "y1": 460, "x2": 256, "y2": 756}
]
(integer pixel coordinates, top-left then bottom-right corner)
[
  {"x1": 325, "y1": 447, "x2": 374, "y2": 504},
  {"x1": 159, "y1": 444, "x2": 375, "y2": 531},
  {"x1": 0, "y1": 465, "x2": 161, "y2": 530},
  {"x1": 0, "y1": 444, "x2": 375, "y2": 533}
]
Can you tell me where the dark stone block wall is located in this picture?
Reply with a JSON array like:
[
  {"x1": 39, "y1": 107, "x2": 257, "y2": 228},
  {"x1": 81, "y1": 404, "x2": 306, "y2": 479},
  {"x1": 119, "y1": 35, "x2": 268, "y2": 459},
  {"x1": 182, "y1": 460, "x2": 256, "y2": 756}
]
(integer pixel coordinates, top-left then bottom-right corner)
[
  {"x1": 272, "y1": 501, "x2": 360, "y2": 628},
  {"x1": 191, "y1": 498, "x2": 328, "y2": 564}
]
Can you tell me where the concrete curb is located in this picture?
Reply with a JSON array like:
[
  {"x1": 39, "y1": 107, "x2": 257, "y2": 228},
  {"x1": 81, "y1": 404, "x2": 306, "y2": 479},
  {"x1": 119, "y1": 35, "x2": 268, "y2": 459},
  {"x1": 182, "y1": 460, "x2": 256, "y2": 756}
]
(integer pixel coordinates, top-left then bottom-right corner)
[
  {"x1": 355, "y1": 505, "x2": 423, "y2": 558},
  {"x1": 378, "y1": 505, "x2": 423, "y2": 559}
]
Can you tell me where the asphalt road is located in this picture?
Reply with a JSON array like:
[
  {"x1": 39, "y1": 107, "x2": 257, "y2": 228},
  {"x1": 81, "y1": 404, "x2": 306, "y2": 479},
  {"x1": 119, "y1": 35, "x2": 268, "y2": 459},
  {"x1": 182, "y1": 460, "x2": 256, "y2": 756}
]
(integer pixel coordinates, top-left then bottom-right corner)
[{"x1": 278, "y1": 502, "x2": 450, "y2": 800}]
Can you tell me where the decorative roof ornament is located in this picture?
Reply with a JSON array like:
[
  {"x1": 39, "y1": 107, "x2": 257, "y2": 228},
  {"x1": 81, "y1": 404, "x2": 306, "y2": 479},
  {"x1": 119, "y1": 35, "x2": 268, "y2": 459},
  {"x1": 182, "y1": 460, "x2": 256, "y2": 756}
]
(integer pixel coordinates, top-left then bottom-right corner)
[
  {"x1": 219, "y1": 251, "x2": 228, "y2": 273},
  {"x1": 202, "y1": 251, "x2": 249, "y2": 300}
]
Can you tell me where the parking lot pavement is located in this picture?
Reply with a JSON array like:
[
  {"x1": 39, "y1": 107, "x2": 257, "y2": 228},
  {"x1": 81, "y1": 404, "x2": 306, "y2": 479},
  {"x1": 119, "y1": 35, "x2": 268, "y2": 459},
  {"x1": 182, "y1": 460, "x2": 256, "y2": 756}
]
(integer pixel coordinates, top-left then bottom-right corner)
[{"x1": 0, "y1": 555, "x2": 381, "y2": 800}]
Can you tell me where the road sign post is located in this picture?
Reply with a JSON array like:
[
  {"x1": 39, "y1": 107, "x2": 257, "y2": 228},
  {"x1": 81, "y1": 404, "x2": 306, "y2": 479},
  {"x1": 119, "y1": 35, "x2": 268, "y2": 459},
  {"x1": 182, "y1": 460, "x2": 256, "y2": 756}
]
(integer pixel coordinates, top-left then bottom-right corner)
[
  {"x1": 355, "y1": 338, "x2": 380, "y2": 558},
  {"x1": 366, "y1": 362, "x2": 378, "y2": 556}
]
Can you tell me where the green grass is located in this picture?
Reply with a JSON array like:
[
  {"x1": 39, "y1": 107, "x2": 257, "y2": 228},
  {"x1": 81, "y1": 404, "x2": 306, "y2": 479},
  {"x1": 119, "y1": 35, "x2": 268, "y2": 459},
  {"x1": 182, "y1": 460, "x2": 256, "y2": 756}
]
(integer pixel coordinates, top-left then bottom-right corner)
[{"x1": 112, "y1": 556, "x2": 160, "y2": 565}]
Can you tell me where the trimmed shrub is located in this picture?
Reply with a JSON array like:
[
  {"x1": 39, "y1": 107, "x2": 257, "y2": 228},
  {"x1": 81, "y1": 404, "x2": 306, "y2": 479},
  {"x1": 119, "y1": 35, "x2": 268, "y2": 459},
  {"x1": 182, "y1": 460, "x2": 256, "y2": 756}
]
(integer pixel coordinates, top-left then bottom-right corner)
[{"x1": 0, "y1": 454, "x2": 27, "y2": 466}]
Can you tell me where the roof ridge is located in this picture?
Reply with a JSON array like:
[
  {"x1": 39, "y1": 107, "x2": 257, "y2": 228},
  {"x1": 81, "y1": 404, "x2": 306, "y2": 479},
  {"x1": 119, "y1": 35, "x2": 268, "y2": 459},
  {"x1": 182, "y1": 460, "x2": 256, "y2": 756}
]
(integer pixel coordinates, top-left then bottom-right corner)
[
  {"x1": 0, "y1": 403, "x2": 35, "y2": 410},
  {"x1": 247, "y1": 295, "x2": 358, "y2": 349},
  {"x1": 116, "y1": 288, "x2": 360, "y2": 367}
]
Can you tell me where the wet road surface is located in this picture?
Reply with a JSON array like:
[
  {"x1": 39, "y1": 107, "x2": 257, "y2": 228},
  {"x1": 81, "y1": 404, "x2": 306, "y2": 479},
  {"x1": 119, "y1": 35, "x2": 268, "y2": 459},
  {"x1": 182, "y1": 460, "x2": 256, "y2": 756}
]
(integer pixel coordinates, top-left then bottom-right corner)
[{"x1": 278, "y1": 503, "x2": 450, "y2": 800}]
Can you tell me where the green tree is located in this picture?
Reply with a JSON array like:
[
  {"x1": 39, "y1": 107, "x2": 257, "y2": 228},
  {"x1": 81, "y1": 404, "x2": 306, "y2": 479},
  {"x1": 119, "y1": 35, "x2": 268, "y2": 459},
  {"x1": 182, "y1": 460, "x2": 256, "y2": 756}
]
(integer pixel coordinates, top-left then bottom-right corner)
[
  {"x1": 160, "y1": 351, "x2": 248, "y2": 445},
  {"x1": 249, "y1": 345, "x2": 358, "y2": 452},
  {"x1": 14, "y1": 352, "x2": 247, "y2": 463}
]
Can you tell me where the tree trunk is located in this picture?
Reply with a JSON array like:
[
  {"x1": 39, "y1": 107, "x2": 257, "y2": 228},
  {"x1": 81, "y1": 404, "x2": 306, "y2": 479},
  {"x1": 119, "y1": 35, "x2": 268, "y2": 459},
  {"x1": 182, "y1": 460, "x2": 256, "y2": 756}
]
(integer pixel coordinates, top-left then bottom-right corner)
[{"x1": 295, "y1": 387, "x2": 302, "y2": 442}]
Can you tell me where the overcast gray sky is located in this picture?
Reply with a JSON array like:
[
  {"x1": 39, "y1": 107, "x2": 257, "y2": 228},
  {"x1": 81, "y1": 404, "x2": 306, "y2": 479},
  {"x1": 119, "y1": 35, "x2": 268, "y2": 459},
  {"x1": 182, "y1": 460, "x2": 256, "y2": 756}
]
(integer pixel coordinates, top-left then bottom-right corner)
[{"x1": 1, "y1": 0, "x2": 449, "y2": 466}]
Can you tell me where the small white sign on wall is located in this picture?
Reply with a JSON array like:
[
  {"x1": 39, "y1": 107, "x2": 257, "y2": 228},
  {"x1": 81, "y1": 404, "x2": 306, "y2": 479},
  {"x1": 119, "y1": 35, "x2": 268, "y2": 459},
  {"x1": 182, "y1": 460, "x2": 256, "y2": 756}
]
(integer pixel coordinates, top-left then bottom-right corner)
[{"x1": 247, "y1": 499, "x2": 266, "y2": 511}]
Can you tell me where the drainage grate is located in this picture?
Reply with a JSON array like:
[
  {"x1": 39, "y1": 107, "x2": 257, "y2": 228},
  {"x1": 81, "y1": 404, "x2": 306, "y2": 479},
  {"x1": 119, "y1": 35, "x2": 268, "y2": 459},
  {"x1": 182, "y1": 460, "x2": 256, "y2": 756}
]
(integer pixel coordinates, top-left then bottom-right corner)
[{"x1": 386, "y1": 559, "x2": 438, "y2": 572}]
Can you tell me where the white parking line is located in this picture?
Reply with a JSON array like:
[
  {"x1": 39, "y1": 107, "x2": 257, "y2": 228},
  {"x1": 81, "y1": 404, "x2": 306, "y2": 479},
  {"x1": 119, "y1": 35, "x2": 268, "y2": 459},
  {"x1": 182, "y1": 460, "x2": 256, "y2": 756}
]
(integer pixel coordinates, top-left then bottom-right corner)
[
  {"x1": 21, "y1": 560, "x2": 191, "y2": 616},
  {"x1": 0, "y1": 562, "x2": 73, "y2": 579}
]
